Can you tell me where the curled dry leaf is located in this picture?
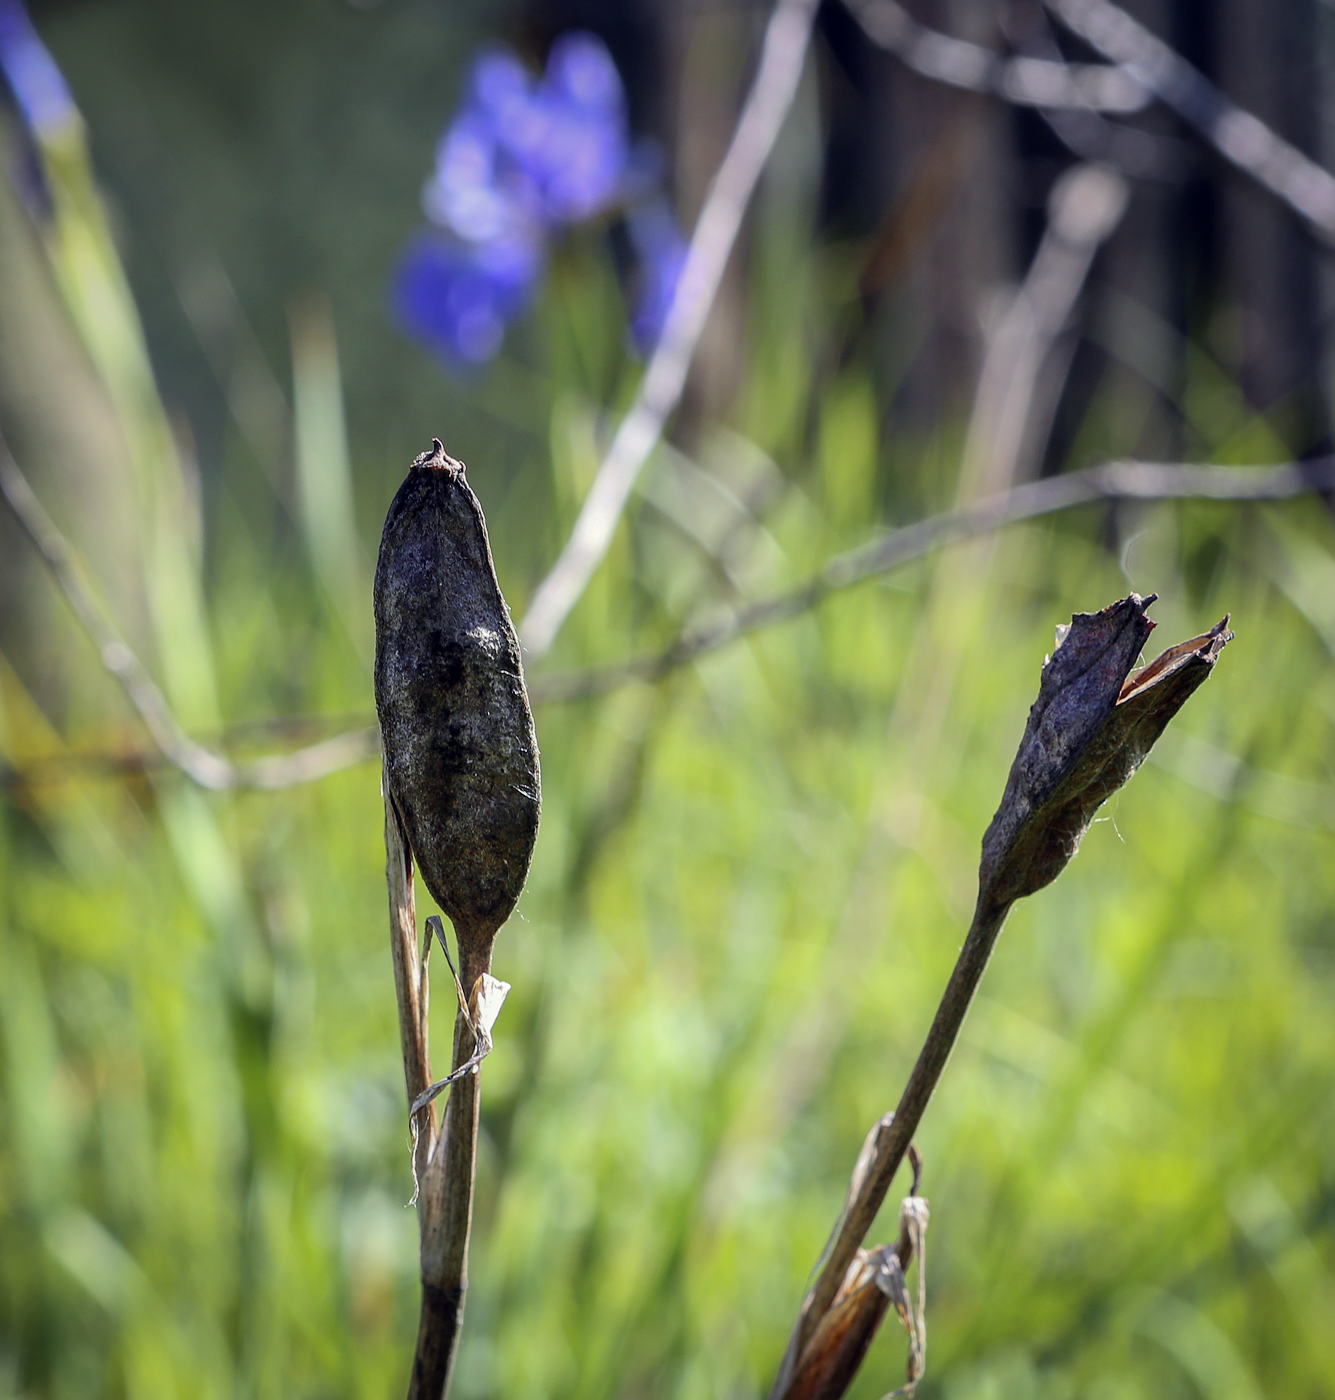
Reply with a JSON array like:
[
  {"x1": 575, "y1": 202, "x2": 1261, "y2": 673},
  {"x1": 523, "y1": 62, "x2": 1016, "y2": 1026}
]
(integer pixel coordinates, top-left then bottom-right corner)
[
  {"x1": 979, "y1": 593, "x2": 1232, "y2": 910},
  {"x1": 374, "y1": 440, "x2": 541, "y2": 961},
  {"x1": 783, "y1": 1193, "x2": 929, "y2": 1400}
]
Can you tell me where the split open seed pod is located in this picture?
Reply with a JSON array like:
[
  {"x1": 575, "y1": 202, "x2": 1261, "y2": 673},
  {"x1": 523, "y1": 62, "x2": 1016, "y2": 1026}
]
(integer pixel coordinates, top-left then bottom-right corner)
[{"x1": 979, "y1": 593, "x2": 1232, "y2": 911}]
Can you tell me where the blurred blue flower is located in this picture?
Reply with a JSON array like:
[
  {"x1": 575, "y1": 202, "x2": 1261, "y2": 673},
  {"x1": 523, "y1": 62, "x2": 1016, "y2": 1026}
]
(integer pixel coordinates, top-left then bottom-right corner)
[
  {"x1": 0, "y1": 0, "x2": 76, "y2": 137},
  {"x1": 393, "y1": 232, "x2": 542, "y2": 365},
  {"x1": 393, "y1": 30, "x2": 685, "y2": 368},
  {"x1": 424, "y1": 109, "x2": 536, "y2": 244},
  {"x1": 525, "y1": 32, "x2": 628, "y2": 222},
  {"x1": 422, "y1": 33, "x2": 628, "y2": 239},
  {"x1": 626, "y1": 196, "x2": 688, "y2": 354}
]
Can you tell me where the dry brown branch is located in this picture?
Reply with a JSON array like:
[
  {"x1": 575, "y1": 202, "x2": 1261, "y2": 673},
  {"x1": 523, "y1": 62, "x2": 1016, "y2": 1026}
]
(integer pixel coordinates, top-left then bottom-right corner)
[
  {"x1": 385, "y1": 783, "x2": 510, "y2": 1400},
  {"x1": 781, "y1": 1139, "x2": 929, "y2": 1400},
  {"x1": 385, "y1": 787, "x2": 436, "y2": 1196},
  {"x1": 5, "y1": 432, "x2": 1329, "y2": 795},
  {"x1": 768, "y1": 597, "x2": 1232, "y2": 1400},
  {"x1": 956, "y1": 164, "x2": 1128, "y2": 503},
  {"x1": 531, "y1": 458, "x2": 1331, "y2": 705},
  {"x1": 1047, "y1": 0, "x2": 1335, "y2": 242},
  {"x1": 407, "y1": 942, "x2": 497, "y2": 1400},
  {"x1": 844, "y1": 0, "x2": 1149, "y2": 113},
  {"x1": 519, "y1": 0, "x2": 821, "y2": 657},
  {"x1": 0, "y1": 432, "x2": 380, "y2": 789}
]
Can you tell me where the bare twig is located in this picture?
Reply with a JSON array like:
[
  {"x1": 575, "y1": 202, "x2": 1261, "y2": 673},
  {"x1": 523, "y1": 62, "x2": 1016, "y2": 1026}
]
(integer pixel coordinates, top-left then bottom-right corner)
[
  {"x1": 0, "y1": 434, "x2": 380, "y2": 789},
  {"x1": 519, "y1": 0, "x2": 821, "y2": 657},
  {"x1": 848, "y1": 0, "x2": 1335, "y2": 235},
  {"x1": 769, "y1": 899, "x2": 1009, "y2": 1400},
  {"x1": 386, "y1": 801, "x2": 513, "y2": 1400},
  {"x1": 385, "y1": 786, "x2": 436, "y2": 1194},
  {"x1": 409, "y1": 936, "x2": 496, "y2": 1400},
  {"x1": 1046, "y1": 0, "x2": 1335, "y2": 242},
  {"x1": 0, "y1": 437, "x2": 360, "y2": 787},
  {"x1": 779, "y1": 1136, "x2": 929, "y2": 1400},
  {"x1": 530, "y1": 457, "x2": 1334, "y2": 705},
  {"x1": 781, "y1": 1211, "x2": 928, "y2": 1400},
  {"x1": 770, "y1": 600, "x2": 1232, "y2": 1399},
  {"x1": 386, "y1": 783, "x2": 487, "y2": 1400},
  {"x1": 843, "y1": 0, "x2": 1149, "y2": 113},
  {"x1": 1018, "y1": 4, "x2": 1185, "y2": 180},
  {"x1": 0, "y1": 432, "x2": 227, "y2": 790},
  {"x1": 957, "y1": 164, "x2": 1128, "y2": 503},
  {"x1": 7, "y1": 442, "x2": 1330, "y2": 791}
]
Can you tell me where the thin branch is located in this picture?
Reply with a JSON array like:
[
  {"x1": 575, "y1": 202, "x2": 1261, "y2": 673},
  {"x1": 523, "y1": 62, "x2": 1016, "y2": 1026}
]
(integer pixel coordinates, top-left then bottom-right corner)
[
  {"x1": 1020, "y1": 4, "x2": 1186, "y2": 181},
  {"x1": 1046, "y1": 0, "x2": 1335, "y2": 242},
  {"x1": 770, "y1": 600, "x2": 1233, "y2": 1400},
  {"x1": 955, "y1": 164, "x2": 1127, "y2": 504},
  {"x1": 386, "y1": 803, "x2": 512, "y2": 1400},
  {"x1": 519, "y1": 0, "x2": 821, "y2": 657},
  {"x1": 843, "y1": 0, "x2": 1150, "y2": 113},
  {"x1": 410, "y1": 936, "x2": 497, "y2": 1400},
  {"x1": 769, "y1": 899, "x2": 1010, "y2": 1399},
  {"x1": 529, "y1": 458, "x2": 1335, "y2": 705},
  {"x1": 849, "y1": 0, "x2": 1335, "y2": 240},
  {"x1": 385, "y1": 788, "x2": 436, "y2": 1195},
  {"x1": 0, "y1": 434, "x2": 380, "y2": 790},
  {"x1": 7, "y1": 447, "x2": 1332, "y2": 790}
]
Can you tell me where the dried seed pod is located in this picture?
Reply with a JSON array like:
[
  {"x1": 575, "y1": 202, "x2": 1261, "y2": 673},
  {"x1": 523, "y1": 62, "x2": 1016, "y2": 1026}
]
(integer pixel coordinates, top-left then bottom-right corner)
[
  {"x1": 979, "y1": 594, "x2": 1232, "y2": 910},
  {"x1": 374, "y1": 440, "x2": 540, "y2": 953}
]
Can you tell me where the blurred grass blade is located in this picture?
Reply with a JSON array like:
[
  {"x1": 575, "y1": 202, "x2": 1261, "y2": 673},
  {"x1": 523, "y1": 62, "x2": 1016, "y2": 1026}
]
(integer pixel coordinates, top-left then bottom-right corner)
[{"x1": 290, "y1": 292, "x2": 368, "y2": 655}]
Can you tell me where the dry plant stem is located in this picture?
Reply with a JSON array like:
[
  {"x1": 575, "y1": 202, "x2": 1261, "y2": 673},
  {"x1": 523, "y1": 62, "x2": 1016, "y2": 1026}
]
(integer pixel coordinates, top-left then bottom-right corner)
[
  {"x1": 520, "y1": 0, "x2": 819, "y2": 656},
  {"x1": 1047, "y1": 0, "x2": 1335, "y2": 243},
  {"x1": 410, "y1": 933, "x2": 494, "y2": 1400},
  {"x1": 773, "y1": 596, "x2": 1230, "y2": 1399},
  {"x1": 385, "y1": 779, "x2": 493, "y2": 1400},
  {"x1": 845, "y1": 0, "x2": 1149, "y2": 113},
  {"x1": 773, "y1": 897, "x2": 1010, "y2": 1398},
  {"x1": 6, "y1": 432, "x2": 1314, "y2": 783},
  {"x1": 384, "y1": 791, "x2": 437, "y2": 1208},
  {"x1": 533, "y1": 457, "x2": 1332, "y2": 705},
  {"x1": 0, "y1": 432, "x2": 380, "y2": 789},
  {"x1": 784, "y1": 1184, "x2": 924, "y2": 1400}
]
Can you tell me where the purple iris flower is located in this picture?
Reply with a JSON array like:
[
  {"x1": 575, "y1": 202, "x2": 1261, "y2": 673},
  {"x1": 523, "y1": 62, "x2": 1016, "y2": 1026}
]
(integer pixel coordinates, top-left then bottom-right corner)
[
  {"x1": 392, "y1": 30, "x2": 683, "y2": 369},
  {"x1": 422, "y1": 32, "x2": 628, "y2": 240},
  {"x1": 626, "y1": 197, "x2": 687, "y2": 354},
  {"x1": 526, "y1": 32, "x2": 628, "y2": 222},
  {"x1": 424, "y1": 110, "x2": 537, "y2": 244},
  {"x1": 393, "y1": 231, "x2": 542, "y2": 366},
  {"x1": 0, "y1": 0, "x2": 76, "y2": 136}
]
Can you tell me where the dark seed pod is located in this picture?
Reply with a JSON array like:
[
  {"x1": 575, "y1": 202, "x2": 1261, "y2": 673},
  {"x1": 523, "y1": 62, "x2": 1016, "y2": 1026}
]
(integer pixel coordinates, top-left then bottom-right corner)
[
  {"x1": 374, "y1": 440, "x2": 540, "y2": 951},
  {"x1": 978, "y1": 594, "x2": 1232, "y2": 910}
]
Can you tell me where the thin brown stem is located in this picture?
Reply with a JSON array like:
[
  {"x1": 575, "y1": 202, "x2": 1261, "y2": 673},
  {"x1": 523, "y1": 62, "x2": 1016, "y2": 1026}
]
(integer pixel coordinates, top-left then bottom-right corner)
[
  {"x1": 386, "y1": 779, "x2": 495, "y2": 1400},
  {"x1": 7, "y1": 435, "x2": 1309, "y2": 787},
  {"x1": 520, "y1": 0, "x2": 820, "y2": 656},
  {"x1": 771, "y1": 895, "x2": 1012, "y2": 1398},
  {"x1": 409, "y1": 933, "x2": 495, "y2": 1400},
  {"x1": 385, "y1": 785, "x2": 435, "y2": 1186},
  {"x1": 0, "y1": 431, "x2": 381, "y2": 790},
  {"x1": 531, "y1": 457, "x2": 1334, "y2": 706}
]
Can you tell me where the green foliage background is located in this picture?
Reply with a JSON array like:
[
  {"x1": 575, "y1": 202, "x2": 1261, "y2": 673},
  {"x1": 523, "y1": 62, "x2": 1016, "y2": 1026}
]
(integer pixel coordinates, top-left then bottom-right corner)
[{"x1": 2, "y1": 5, "x2": 1335, "y2": 1399}]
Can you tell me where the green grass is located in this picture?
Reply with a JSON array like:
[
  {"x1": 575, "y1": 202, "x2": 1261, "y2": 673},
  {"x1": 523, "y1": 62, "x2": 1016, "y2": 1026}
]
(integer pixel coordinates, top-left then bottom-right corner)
[{"x1": 2, "y1": 91, "x2": 1335, "y2": 1400}]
